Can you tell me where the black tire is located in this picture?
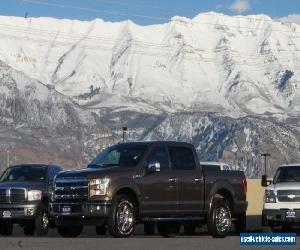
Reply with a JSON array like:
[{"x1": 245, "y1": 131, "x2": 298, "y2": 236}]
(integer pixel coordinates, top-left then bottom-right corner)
[
  {"x1": 57, "y1": 226, "x2": 83, "y2": 238},
  {"x1": 157, "y1": 222, "x2": 180, "y2": 238},
  {"x1": 0, "y1": 221, "x2": 13, "y2": 236},
  {"x1": 234, "y1": 212, "x2": 246, "y2": 234},
  {"x1": 107, "y1": 195, "x2": 136, "y2": 238},
  {"x1": 96, "y1": 225, "x2": 107, "y2": 235},
  {"x1": 207, "y1": 196, "x2": 232, "y2": 238},
  {"x1": 144, "y1": 222, "x2": 155, "y2": 235},
  {"x1": 184, "y1": 224, "x2": 196, "y2": 236},
  {"x1": 261, "y1": 214, "x2": 274, "y2": 233},
  {"x1": 35, "y1": 207, "x2": 49, "y2": 236},
  {"x1": 23, "y1": 222, "x2": 35, "y2": 236}
]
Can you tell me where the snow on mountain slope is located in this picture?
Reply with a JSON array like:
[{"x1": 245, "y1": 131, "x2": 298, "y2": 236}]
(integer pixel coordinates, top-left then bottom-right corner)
[
  {"x1": 0, "y1": 13, "x2": 299, "y2": 117},
  {"x1": 143, "y1": 112, "x2": 300, "y2": 177}
]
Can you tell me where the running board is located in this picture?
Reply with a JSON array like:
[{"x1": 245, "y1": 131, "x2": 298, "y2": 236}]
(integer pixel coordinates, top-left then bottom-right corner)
[{"x1": 142, "y1": 216, "x2": 205, "y2": 222}]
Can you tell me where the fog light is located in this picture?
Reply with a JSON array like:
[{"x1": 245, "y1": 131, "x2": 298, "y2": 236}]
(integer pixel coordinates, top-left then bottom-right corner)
[
  {"x1": 97, "y1": 206, "x2": 101, "y2": 211},
  {"x1": 26, "y1": 208, "x2": 35, "y2": 216}
]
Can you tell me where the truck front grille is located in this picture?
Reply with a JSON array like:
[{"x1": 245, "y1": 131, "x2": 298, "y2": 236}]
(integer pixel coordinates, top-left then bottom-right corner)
[
  {"x1": 277, "y1": 190, "x2": 300, "y2": 202},
  {"x1": 54, "y1": 177, "x2": 89, "y2": 202},
  {"x1": 0, "y1": 188, "x2": 26, "y2": 203}
]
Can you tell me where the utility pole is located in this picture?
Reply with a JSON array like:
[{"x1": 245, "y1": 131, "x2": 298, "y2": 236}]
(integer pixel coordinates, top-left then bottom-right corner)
[
  {"x1": 6, "y1": 149, "x2": 10, "y2": 168},
  {"x1": 122, "y1": 127, "x2": 128, "y2": 142},
  {"x1": 261, "y1": 153, "x2": 270, "y2": 176}
]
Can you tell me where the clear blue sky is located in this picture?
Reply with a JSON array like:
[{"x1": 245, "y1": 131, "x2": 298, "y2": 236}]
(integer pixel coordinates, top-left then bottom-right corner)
[{"x1": 1, "y1": 0, "x2": 299, "y2": 25}]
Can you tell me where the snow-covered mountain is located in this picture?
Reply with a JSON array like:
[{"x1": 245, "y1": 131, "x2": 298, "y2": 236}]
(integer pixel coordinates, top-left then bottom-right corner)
[
  {"x1": 0, "y1": 13, "x2": 299, "y2": 117},
  {"x1": 0, "y1": 12, "x2": 299, "y2": 176}
]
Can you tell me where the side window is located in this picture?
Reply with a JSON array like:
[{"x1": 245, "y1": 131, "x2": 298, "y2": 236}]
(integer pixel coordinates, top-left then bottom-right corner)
[
  {"x1": 169, "y1": 147, "x2": 196, "y2": 170},
  {"x1": 146, "y1": 147, "x2": 170, "y2": 171}
]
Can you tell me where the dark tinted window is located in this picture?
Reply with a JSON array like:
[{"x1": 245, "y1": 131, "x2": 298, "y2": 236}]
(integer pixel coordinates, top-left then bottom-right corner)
[
  {"x1": 201, "y1": 165, "x2": 220, "y2": 171},
  {"x1": 89, "y1": 144, "x2": 147, "y2": 168},
  {"x1": 168, "y1": 147, "x2": 196, "y2": 170},
  {"x1": 146, "y1": 147, "x2": 170, "y2": 171},
  {"x1": 273, "y1": 166, "x2": 300, "y2": 183},
  {"x1": 0, "y1": 166, "x2": 47, "y2": 183}
]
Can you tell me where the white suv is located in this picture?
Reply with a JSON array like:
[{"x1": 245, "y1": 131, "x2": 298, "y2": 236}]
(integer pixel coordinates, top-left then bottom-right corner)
[{"x1": 262, "y1": 164, "x2": 300, "y2": 232}]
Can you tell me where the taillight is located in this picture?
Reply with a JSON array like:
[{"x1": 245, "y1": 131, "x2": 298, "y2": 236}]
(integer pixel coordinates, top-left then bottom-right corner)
[{"x1": 242, "y1": 178, "x2": 247, "y2": 194}]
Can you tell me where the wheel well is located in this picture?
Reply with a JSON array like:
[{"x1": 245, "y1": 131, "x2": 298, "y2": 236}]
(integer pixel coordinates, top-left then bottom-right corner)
[
  {"x1": 214, "y1": 189, "x2": 234, "y2": 212},
  {"x1": 115, "y1": 188, "x2": 139, "y2": 218}
]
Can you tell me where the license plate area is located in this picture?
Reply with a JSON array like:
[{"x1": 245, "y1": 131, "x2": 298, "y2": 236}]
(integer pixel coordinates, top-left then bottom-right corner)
[
  {"x1": 60, "y1": 205, "x2": 72, "y2": 215},
  {"x1": 285, "y1": 210, "x2": 296, "y2": 218}
]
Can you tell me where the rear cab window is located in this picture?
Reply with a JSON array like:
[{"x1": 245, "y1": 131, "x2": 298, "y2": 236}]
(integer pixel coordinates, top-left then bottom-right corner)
[{"x1": 168, "y1": 146, "x2": 196, "y2": 170}]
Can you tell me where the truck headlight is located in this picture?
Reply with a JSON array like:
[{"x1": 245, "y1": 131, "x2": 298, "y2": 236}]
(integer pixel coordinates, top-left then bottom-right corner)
[
  {"x1": 28, "y1": 190, "x2": 42, "y2": 201},
  {"x1": 89, "y1": 178, "x2": 110, "y2": 197},
  {"x1": 264, "y1": 189, "x2": 276, "y2": 203}
]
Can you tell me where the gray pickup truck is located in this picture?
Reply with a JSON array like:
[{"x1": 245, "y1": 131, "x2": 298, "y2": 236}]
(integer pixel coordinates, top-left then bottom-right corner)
[{"x1": 50, "y1": 141, "x2": 248, "y2": 238}]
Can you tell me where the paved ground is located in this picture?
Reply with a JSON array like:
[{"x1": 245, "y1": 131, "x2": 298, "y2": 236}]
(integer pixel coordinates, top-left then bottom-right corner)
[{"x1": 0, "y1": 225, "x2": 299, "y2": 250}]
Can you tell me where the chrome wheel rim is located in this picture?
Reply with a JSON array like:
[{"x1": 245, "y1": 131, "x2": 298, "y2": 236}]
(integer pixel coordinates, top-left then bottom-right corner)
[
  {"x1": 116, "y1": 201, "x2": 134, "y2": 234},
  {"x1": 42, "y1": 212, "x2": 49, "y2": 230},
  {"x1": 215, "y1": 206, "x2": 231, "y2": 233}
]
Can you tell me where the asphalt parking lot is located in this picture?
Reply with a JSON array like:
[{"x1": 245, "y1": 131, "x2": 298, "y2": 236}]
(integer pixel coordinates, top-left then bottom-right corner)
[{"x1": 0, "y1": 225, "x2": 299, "y2": 250}]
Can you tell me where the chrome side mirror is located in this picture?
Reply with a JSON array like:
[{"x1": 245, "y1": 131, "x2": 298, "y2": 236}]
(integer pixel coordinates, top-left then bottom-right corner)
[{"x1": 147, "y1": 161, "x2": 160, "y2": 174}]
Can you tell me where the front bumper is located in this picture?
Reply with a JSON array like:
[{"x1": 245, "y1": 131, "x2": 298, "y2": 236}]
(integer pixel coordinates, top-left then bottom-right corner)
[
  {"x1": 50, "y1": 201, "x2": 111, "y2": 226},
  {"x1": 262, "y1": 209, "x2": 300, "y2": 225},
  {"x1": 0, "y1": 202, "x2": 40, "y2": 221}
]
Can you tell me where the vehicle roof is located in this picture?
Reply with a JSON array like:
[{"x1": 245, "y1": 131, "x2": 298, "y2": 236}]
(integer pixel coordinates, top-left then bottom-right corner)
[
  {"x1": 9, "y1": 164, "x2": 62, "y2": 169},
  {"x1": 200, "y1": 161, "x2": 228, "y2": 166},
  {"x1": 279, "y1": 163, "x2": 300, "y2": 167},
  {"x1": 117, "y1": 141, "x2": 193, "y2": 147}
]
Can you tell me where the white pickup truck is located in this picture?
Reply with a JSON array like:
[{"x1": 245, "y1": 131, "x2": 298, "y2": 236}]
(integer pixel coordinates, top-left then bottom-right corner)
[{"x1": 261, "y1": 164, "x2": 300, "y2": 232}]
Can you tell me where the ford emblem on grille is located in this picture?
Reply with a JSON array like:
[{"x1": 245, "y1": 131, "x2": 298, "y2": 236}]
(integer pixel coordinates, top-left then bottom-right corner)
[{"x1": 287, "y1": 194, "x2": 296, "y2": 199}]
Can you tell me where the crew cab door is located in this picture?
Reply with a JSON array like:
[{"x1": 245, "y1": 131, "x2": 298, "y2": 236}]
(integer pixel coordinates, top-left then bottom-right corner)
[
  {"x1": 168, "y1": 146, "x2": 204, "y2": 214},
  {"x1": 141, "y1": 146, "x2": 177, "y2": 215}
]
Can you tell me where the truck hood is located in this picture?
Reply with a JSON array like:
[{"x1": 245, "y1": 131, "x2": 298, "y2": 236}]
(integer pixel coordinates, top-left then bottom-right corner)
[
  {"x1": 0, "y1": 181, "x2": 44, "y2": 190},
  {"x1": 268, "y1": 182, "x2": 300, "y2": 191},
  {"x1": 57, "y1": 166, "x2": 128, "y2": 178}
]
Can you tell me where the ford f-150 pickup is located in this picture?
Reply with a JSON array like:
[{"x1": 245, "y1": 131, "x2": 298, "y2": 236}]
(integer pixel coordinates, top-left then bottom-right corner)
[{"x1": 50, "y1": 141, "x2": 248, "y2": 238}]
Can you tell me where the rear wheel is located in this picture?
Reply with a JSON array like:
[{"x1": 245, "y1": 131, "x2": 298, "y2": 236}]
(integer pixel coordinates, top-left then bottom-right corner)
[
  {"x1": 0, "y1": 221, "x2": 13, "y2": 236},
  {"x1": 144, "y1": 222, "x2": 155, "y2": 235},
  {"x1": 207, "y1": 196, "x2": 232, "y2": 238},
  {"x1": 234, "y1": 212, "x2": 246, "y2": 234},
  {"x1": 57, "y1": 226, "x2": 83, "y2": 238},
  {"x1": 107, "y1": 195, "x2": 136, "y2": 238},
  {"x1": 157, "y1": 222, "x2": 180, "y2": 238}
]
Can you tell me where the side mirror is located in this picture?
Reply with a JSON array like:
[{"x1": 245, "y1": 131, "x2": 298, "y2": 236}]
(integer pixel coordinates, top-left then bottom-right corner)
[
  {"x1": 147, "y1": 161, "x2": 160, "y2": 174},
  {"x1": 261, "y1": 175, "x2": 271, "y2": 187}
]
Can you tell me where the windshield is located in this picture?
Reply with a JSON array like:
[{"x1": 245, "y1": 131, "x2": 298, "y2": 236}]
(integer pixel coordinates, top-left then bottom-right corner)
[
  {"x1": 0, "y1": 166, "x2": 47, "y2": 183},
  {"x1": 88, "y1": 144, "x2": 147, "y2": 168},
  {"x1": 273, "y1": 166, "x2": 300, "y2": 184}
]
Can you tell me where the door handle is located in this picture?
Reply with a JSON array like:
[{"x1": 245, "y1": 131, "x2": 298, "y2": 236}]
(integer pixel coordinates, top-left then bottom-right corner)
[
  {"x1": 168, "y1": 178, "x2": 177, "y2": 183},
  {"x1": 195, "y1": 177, "x2": 203, "y2": 182}
]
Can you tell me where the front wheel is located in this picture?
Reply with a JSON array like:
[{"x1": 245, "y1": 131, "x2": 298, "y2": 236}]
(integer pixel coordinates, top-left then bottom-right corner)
[
  {"x1": 35, "y1": 208, "x2": 49, "y2": 236},
  {"x1": 57, "y1": 226, "x2": 83, "y2": 238},
  {"x1": 0, "y1": 221, "x2": 13, "y2": 236},
  {"x1": 107, "y1": 195, "x2": 136, "y2": 238},
  {"x1": 207, "y1": 196, "x2": 232, "y2": 238}
]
